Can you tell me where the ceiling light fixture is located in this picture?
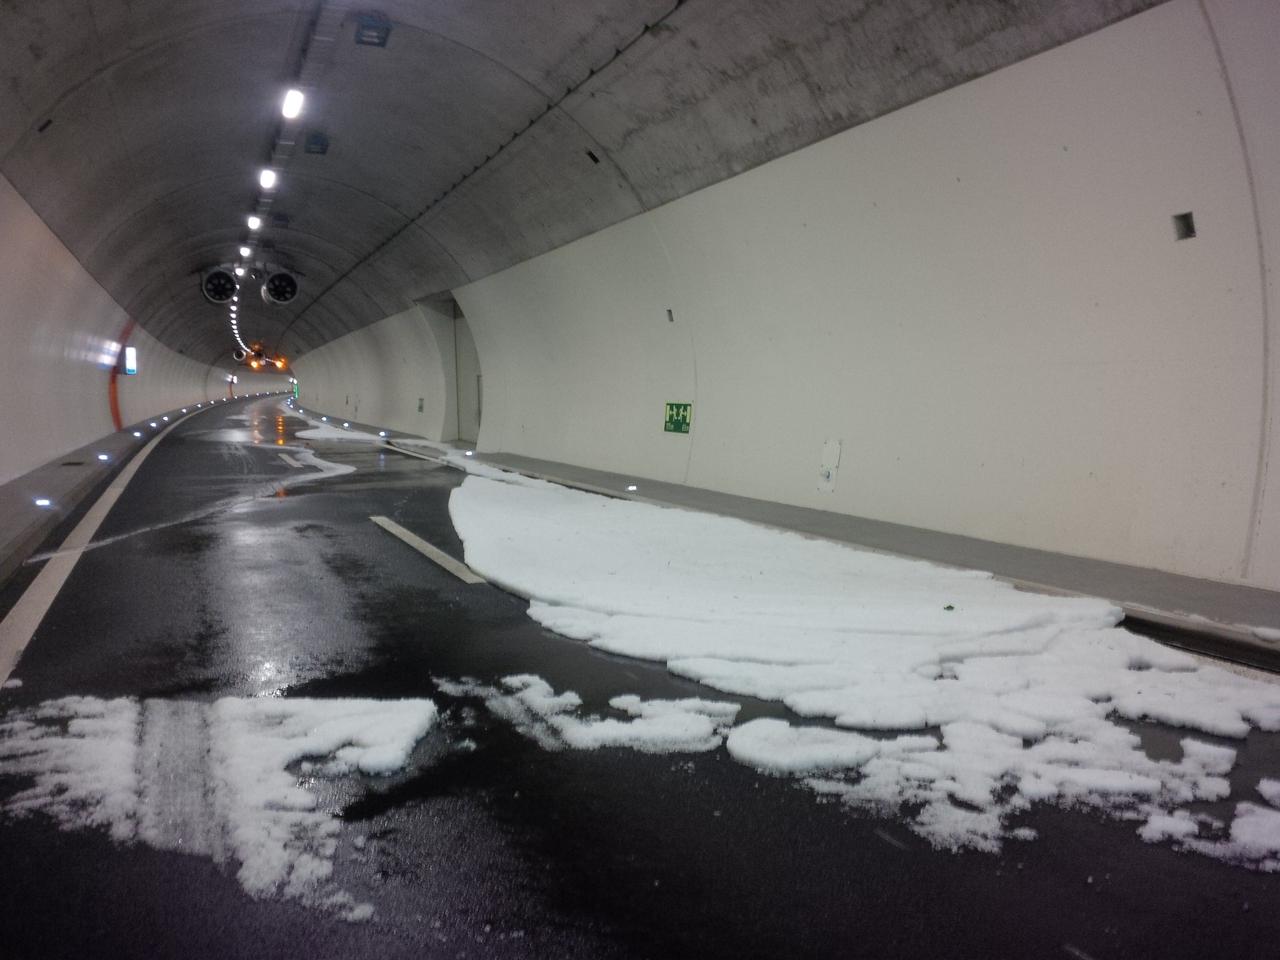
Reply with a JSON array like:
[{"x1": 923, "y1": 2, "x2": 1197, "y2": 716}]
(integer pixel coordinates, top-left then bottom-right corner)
[
  {"x1": 282, "y1": 88, "x2": 304, "y2": 119},
  {"x1": 247, "y1": 215, "x2": 262, "y2": 230},
  {"x1": 259, "y1": 169, "x2": 277, "y2": 190},
  {"x1": 239, "y1": 245, "x2": 251, "y2": 258}
]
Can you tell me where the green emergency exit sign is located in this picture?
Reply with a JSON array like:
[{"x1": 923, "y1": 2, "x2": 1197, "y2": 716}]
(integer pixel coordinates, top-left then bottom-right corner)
[{"x1": 664, "y1": 402, "x2": 692, "y2": 434}]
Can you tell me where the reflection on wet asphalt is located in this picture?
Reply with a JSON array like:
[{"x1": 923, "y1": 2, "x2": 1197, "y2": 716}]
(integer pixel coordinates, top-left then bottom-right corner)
[{"x1": 0, "y1": 396, "x2": 1278, "y2": 960}]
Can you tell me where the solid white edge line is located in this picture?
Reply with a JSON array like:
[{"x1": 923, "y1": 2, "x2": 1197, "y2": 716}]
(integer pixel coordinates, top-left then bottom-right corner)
[
  {"x1": 369, "y1": 516, "x2": 486, "y2": 585},
  {"x1": 0, "y1": 409, "x2": 200, "y2": 684},
  {"x1": 278, "y1": 452, "x2": 303, "y2": 468}
]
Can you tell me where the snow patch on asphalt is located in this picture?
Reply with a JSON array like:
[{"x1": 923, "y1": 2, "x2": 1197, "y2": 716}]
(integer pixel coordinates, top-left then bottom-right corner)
[
  {"x1": 296, "y1": 423, "x2": 383, "y2": 442},
  {"x1": 0, "y1": 696, "x2": 436, "y2": 918},
  {"x1": 438, "y1": 675, "x2": 739, "y2": 753},
  {"x1": 447, "y1": 475, "x2": 1280, "y2": 866}
]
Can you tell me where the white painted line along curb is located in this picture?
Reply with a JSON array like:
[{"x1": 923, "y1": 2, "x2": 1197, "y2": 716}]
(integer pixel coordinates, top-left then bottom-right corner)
[
  {"x1": 369, "y1": 516, "x2": 486, "y2": 585},
  {"x1": 0, "y1": 411, "x2": 198, "y2": 685}
]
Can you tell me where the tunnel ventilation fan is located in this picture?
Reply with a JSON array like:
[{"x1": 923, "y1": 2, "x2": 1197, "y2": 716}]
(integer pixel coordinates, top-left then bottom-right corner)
[
  {"x1": 262, "y1": 271, "x2": 299, "y2": 304},
  {"x1": 202, "y1": 269, "x2": 237, "y2": 303}
]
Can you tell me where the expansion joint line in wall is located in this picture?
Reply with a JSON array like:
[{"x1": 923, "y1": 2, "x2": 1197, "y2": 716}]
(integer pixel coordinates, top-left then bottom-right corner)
[{"x1": 1196, "y1": 0, "x2": 1273, "y2": 578}]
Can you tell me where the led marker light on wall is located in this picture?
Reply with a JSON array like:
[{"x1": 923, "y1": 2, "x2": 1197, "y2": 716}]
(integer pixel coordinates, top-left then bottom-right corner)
[
  {"x1": 34, "y1": 498, "x2": 52, "y2": 508},
  {"x1": 282, "y1": 88, "x2": 304, "y2": 119},
  {"x1": 133, "y1": 431, "x2": 142, "y2": 438},
  {"x1": 97, "y1": 453, "x2": 109, "y2": 461},
  {"x1": 259, "y1": 169, "x2": 277, "y2": 190},
  {"x1": 123, "y1": 345, "x2": 138, "y2": 375}
]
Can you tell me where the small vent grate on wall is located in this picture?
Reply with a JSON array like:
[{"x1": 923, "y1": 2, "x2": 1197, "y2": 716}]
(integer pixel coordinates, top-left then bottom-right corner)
[
  {"x1": 305, "y1": 131, "x2": 329, "y2": 155},
  {"x1": 1173, "y1": 211, "x2": 1196, "y2": 240},
  {"x1": 354, "y1": 13, "x2": 391, "y2": 46},
  {"x1": 271, "y1": 212, "x2": 291, "y2": 229}
]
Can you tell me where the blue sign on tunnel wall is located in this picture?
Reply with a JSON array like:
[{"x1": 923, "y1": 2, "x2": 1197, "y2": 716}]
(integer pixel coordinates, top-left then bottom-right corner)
[{"x1": 664, "y1": 402, "x2": 692, "y2": 434}]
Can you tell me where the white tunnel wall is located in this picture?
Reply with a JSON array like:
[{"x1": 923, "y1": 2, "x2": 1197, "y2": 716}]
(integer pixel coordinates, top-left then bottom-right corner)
[
  {"x1": 0, "y1": 172, "x2": 228, "y2": 487},
  {"x1": 291, "y1": 302, "x2": 459, "y2": 441},
  {"x1": 450, "y1": 0, "x2": 1279, "y2": 589}
]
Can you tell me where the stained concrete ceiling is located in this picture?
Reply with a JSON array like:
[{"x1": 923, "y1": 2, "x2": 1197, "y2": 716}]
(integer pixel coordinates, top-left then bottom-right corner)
[{"x1": 0, "y1": 0, "x2": 1160, "y2": 367}]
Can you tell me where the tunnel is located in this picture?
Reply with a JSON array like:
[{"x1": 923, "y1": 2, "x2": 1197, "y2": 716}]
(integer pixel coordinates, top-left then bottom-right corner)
[{"x1": 1, "y1": 2, "x2": 1279, "y2": 957}]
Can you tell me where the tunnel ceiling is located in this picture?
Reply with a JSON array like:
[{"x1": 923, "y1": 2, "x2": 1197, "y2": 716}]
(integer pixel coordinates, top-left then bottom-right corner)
[{"x1": 1, "y1": 0, "x2": 1161, "y2": 367}]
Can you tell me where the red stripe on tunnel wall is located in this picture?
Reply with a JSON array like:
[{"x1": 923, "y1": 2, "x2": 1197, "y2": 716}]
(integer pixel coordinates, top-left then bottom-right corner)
[{"x1": 108, "y1": 318, "x2": 137, "y2": 431}]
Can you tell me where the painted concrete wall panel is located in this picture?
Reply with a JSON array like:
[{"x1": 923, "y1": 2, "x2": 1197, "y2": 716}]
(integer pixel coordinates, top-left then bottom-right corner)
[
  {"x1": 291, "y1": 304, "x2": 456, "y2": 441},
  {"x1": 456, "y1": 213, "x2": 696, "y2": 480},
  {"x1": 0, "y1": 173, "x2": 220, "y2": 486},
  {"x1": 451, "y1": 0, "x2": 1275, "y2": 587}
]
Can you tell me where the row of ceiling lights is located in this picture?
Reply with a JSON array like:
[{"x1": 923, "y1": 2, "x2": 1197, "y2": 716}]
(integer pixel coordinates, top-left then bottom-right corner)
[{"x1": 225, "y1": 88, "x2": 307, "y2": 355}]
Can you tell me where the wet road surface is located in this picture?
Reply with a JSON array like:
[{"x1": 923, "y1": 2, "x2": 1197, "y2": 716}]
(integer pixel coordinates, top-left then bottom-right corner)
[{"x1": 1, "y1": 397, "x2": 1278, "y2": 960}]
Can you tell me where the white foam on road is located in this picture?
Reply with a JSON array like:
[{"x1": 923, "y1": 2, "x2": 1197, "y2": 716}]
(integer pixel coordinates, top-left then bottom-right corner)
[
  {"x1": 438, "y1": 675, "x2": 740, "y2": 753},
  {"x1": 448, "y1": 474, "x2": 1280, "y2": 866},
  {"x1": 296, "y1": 423, "x2": 383, "y2": 442},
  {"x1": 0, "y1": 696, "x2": 437, "y2": 918}
]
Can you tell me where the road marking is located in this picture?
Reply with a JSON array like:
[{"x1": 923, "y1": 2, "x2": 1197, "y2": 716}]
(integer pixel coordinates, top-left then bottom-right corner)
[
  {"x1": 0, "y1": 412, "x2": 195, "y2": 684},
  {"x1": 278, "y1": 452, "x2": 303, "y2": 468},
  {"x1": 1063, "y1": 945, "x2": 1099, "y2": 960},
  {"x1": 369, "y1": 516, "x2": 486, "y2": 585},
  {"x1": 873, "y1": 828, "x2": 908, "y2": 851}
]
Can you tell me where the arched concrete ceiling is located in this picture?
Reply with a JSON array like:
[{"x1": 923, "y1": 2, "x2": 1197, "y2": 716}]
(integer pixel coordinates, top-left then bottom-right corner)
[{"x1": 0, "y1": 0, "x2": 1161, "y2": 367}]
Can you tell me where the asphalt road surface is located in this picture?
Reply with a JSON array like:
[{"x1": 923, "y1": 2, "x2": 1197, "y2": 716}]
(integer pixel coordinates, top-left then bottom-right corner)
[{"x1": 1, "y1": 397, "x2": 1277, "y2": 960}]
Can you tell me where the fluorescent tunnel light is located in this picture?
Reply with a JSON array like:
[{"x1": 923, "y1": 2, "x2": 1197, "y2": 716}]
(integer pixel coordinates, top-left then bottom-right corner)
[{"x1": 282, "y1": 88, "x2": 304, "y2": 119}]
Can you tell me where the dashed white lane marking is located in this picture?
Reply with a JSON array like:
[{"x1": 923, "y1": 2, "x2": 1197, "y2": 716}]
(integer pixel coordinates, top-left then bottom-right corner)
[
  {"x1": 369, "y1": 516, "x2": 486, "y2": 585},
  {"x1": 0, "y1": 413, "x2": 194, "y2": 685},
  {"x1": 873, "y1": 828, "x2": 908, "y2": 851},
  {"x1": 278, "y1": 452, "x2": 303, "y2": 468}
]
